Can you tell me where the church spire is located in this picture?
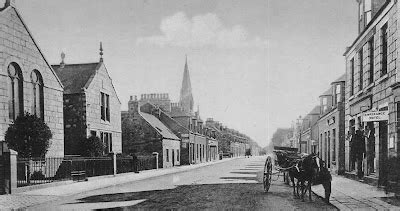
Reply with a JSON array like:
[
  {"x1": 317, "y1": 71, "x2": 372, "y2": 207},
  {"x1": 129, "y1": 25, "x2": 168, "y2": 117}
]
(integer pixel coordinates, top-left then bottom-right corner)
[{"x1": 179, "y1": 55, "x2": 194, "y2": 114}]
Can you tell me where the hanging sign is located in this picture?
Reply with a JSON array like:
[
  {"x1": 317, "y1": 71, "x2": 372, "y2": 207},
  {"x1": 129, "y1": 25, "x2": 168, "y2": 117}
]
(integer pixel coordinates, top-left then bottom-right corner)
[{"x1": 362, "y1": 111, "x2": 389, "y2": 122}]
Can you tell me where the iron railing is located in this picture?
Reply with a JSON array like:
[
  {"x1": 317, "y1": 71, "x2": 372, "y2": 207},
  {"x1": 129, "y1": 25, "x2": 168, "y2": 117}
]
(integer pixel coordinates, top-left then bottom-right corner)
[
  {"x1": 17, "y1": 157, "x2": 69, "y2": 187},
  {"x1": 116, "y1": 155, "x2": 156, "y2": 174}
]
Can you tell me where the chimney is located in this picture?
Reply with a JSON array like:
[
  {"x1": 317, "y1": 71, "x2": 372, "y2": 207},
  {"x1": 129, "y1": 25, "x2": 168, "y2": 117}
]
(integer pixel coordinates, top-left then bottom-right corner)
[
  {"x1": 5, "y1": 0, "x2": 16, "y2": 8},
  {"x1": 60, "y1": 52, "x2": 65, "y2": 68},
  {"x1": 130, "y1": 96, "x2": 133, "y2": 101}
]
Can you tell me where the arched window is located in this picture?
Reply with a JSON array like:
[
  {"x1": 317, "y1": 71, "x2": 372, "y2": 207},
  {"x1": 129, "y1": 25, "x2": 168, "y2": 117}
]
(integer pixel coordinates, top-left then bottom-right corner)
[
  {"x1": 8, "y1": 62, "x2": 23, "y2": 121},
  {"x1": 31, "y1": 70, "x2": 44, "y2": 119}
]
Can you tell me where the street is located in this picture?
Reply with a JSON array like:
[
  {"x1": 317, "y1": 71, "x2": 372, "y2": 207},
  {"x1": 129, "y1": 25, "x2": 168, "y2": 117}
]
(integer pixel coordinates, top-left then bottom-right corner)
[{"x1": 28, "y1": 157, "x2": 336, "y2": 210}]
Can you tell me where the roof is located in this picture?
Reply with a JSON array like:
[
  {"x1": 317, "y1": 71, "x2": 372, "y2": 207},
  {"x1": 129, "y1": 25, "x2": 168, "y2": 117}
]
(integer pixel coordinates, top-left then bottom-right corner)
[
  {"x1": 320, "y1": 87, "x2": 332, "y2": 97},
  {"x1": 52, "y1": 63, "x2": 100, "y2": 94},
  {"x1": 331, "y1": 74, "x2": 346, "y2": 84},
  {"x1": 308, "y1": 105, "x2": 321, "y2": 115},
  {"x1": 169, "y1": 106, "x2": 192, "y2": 117},
  {"x1": 140, "y1": 112, "x2": 180, "y2": 140}
]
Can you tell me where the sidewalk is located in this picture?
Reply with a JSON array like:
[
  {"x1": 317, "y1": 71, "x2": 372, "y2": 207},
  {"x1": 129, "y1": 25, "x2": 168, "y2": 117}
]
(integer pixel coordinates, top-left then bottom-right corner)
[
  {"x1": 0, "y1": 157, "x2": 237, "y2": 210},
  {"x1": 312, "y1": 174, "x2": 399, "y2": 210}
]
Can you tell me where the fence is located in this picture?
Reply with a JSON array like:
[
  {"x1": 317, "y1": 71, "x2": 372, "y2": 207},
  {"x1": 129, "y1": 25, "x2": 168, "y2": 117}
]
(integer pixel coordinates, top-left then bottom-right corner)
[
  {"x1": 116, "y1": 155, "x2": 156, "y2": 174},
  {"x1": 17, "y1": 155, "x2": 157, "y2": 187},
  {"x1": 17, "y1": 157, "x2": 69, "y2": 187}
]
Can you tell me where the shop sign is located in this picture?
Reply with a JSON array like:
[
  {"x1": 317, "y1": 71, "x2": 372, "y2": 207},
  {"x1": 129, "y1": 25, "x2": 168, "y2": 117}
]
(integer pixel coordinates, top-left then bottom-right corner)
[{"x1": 362, "y1": 111, "x2": 389, "y2": 122}]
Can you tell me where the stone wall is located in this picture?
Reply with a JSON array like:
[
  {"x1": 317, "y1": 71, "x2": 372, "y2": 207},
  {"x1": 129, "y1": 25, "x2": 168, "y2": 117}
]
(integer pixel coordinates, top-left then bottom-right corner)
[
  {"x1": 0, "y1": 6, "x2": 64, "y2": 157},
  {"x1": 85, "y1": 63, "x2": 122, "y2": 153}
]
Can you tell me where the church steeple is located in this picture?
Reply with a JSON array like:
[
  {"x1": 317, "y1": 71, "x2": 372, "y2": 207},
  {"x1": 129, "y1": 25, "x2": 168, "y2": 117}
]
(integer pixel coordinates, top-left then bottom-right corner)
[{"x1": 179, "y1": 55, "x2": 194, "y2": 114}]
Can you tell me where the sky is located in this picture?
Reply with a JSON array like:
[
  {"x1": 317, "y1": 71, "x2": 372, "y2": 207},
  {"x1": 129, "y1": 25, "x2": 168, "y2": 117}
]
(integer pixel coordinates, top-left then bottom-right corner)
[
  {"x1": 13, "y1": 0, "x2": 358, "y2": 148},
  {"x1": 266, "y1": 0, "x2": 358, "y2": 144},
  {"x1": 15, "y1": 0, "x2": 268, "y2": 146}
]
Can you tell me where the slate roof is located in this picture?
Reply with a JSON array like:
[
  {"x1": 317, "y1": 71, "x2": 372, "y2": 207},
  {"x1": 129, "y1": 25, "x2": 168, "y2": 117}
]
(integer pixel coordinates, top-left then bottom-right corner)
[
  {"x1": 52, "y1": 63, "x2": 100, "y2": 94},
  {"x1": 169, "y1": 106, "x2": 192, "y2": 117},
  {"x1": 308, "y1": 105, "x2": 321, "y2": 115},
  {"x1": 320, "y1": 87, "x2": 332, "y2": 97},
  {"x1": 331, "y1": 74, "x2": 346, "y2": 84},
  {"x1": 140, "y1": 112, "x2": 180, "y2": 140}
]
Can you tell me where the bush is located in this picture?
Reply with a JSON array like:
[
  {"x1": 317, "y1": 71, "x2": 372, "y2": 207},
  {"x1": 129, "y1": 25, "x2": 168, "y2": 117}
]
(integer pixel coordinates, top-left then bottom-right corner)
[
  {"x1": 5, "y1": 113, "x2": 52, "y2": 158},
  {"x1": 80, "y1": 136, "x2": 105, "y2": 157},
  {"x1": 31, "y1": 171, "x2": 45, "y2": 180}
]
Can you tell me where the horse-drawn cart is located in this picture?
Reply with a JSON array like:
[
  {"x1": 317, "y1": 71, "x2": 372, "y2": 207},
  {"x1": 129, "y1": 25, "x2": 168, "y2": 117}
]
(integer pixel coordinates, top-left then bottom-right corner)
[{"x1": 263, "y1": 146, "x2": 301, "y2": 192}]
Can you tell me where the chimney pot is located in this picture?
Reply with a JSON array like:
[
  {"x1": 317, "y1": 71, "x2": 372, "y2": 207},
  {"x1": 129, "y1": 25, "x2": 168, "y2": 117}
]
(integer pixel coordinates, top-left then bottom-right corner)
[
  {"x1": 5, "y1": 0, "x2": 15, "y2": 7},
  {"x1": 135, "y1": 95, "x2": 137, "y2": 101},
  {"x1": 130, "y1": 96, "x2": 133, "y2": 101}
]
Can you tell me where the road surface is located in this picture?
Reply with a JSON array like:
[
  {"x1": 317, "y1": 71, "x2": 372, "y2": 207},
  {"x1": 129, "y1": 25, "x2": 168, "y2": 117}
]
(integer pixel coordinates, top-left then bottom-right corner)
[{"x1": 30, "y1": 156, "x2": 337, "y2": 210}]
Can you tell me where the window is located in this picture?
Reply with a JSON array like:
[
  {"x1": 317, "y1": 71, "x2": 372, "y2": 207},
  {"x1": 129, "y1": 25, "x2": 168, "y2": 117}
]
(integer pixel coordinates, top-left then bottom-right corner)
[
  {"x1": 100, "y1": 92, "x2": 110, "y2": 121},
  {"x1": 332, "y1": 129, "x2": 336, "y2": 162},
  {"x1": 368, "y1": 38, "x2": 374, "y2": 84},
  {"x1": 381, "y1": 23, "x2": 388, "y2": 76},
  {"x1": 31, "y1": 70, "x2": 44, "y2": 119},
  {"x1": 359, "y1": 49, "x2": 363, "y2": 90},
  {"x1": 335, "y1": 84, "x2": 341, "y2": 104},
  {"x1": 100, "y1": 132, "x2": 112, "y2": 154},
  {"x1": 8, "y1": 63, "x2": 23, "y2": 121},
  {"x1": 327, "y1": 131, "x2": 330, "y2": 168},
  {"x1": 90, "y1": 130, "x2": 97, "y2": 137},
  {"x1": 350, "y1": 58, "x2": 355, "y2": 96},
  {"x1": 166, "y1": 149, "x2": 169, "y2": 162},
  {"x1": 322, "y1": 97, "x2": 328, "y2": 112},
  {"x1": 177, "y1": 150, "x2": 180, "y2": 161},
  {"x1": 365, "y1": 0, "x2": 372, "y2": 24}
]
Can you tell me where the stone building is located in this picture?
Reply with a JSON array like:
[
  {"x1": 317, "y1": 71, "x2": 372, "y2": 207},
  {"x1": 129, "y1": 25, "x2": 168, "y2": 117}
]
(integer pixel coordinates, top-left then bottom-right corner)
[
  {"x1": 299, "y1": 106, "x2": 320, "y2": 154},
  {"x1": 0, "y1": 1, "x2": 64, "y2": 157},
  {"x1": 317, "y1": 74, "x2": 346, "y2": 174},
  {"x1": 344, "y1": 0, "x2": 398, "y2": 185},
  {"x1": 52, "y1": 45, "x2": 122, "y2": 155}
]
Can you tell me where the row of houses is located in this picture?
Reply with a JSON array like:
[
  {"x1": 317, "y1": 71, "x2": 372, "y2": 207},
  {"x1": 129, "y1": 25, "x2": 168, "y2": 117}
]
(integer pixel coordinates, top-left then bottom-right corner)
[
  {"x1": 287, "y1": 0, "x2": 400, "y2": 187},
  {"x1": 0, "y1": 1, "x2": 260, "y2": 169}
]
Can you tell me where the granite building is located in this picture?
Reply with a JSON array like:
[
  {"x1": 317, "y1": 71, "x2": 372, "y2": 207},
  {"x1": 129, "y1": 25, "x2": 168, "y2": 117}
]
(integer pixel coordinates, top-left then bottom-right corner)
[
  {"x1": 344, "y1": 0, "x2": 398, "y2": 185},
  {"x1": 317, "y1": 74, "x2": 346, "y2": 174},
  {"x1": 0, "y1": 1, "x2": 64, "y2": 157},
  {"x1": 52, "y1": 45, "x2": 122, "y2": 155}
]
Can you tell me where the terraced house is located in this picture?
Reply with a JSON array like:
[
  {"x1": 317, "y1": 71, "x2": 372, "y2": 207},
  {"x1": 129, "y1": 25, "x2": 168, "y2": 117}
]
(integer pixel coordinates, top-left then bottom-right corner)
[
  {"x1": 344, "y1": 0, "x2": 400, "y2": 186},
  {"x1": 0, "y1": 0, "x2": 64, "y2": 157},
  {"x1": 52, "y1": 45, "x2": 122, "y2": 155}
]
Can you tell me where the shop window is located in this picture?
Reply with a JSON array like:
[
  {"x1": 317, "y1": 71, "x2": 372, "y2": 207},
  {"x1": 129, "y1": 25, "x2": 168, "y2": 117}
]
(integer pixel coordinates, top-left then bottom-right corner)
[{"x1": 8, "y1": 62, "x2": 23, "y2": 121}]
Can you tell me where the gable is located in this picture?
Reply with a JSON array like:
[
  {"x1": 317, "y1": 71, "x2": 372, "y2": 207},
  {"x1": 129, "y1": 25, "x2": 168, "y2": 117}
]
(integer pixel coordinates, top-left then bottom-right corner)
[
  {"x1": 52, "y1": 63, "x2": 98, "y2": 94},
  {"x1": 0, "y1": 6, "x2": 63, "y2": 90},
  {"x1": 86, "y1": 62, "x2": 121, "y2": 104}
]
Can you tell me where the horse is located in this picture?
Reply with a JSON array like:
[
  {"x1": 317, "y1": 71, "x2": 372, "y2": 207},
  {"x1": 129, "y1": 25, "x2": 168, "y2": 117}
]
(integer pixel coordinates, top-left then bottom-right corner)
[{"x1": 288, "y1": 154, "x2": 332, "y2": 203}]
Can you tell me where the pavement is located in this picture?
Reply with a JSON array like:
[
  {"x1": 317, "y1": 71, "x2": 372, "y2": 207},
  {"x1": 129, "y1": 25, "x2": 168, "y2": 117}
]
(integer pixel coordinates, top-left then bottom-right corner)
[
  {"x1": 0, "y1": 157, "x2": 236, "y2": 210},
  {"x1": 312, "y1": 174, "x2": 400, "y2": 210}
]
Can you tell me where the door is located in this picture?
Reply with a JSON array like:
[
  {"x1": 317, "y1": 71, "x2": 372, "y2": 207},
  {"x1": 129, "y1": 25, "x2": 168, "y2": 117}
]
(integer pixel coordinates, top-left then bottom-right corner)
[{"x1": 379, "y1": 121, "x2": 388, "y2": 185}]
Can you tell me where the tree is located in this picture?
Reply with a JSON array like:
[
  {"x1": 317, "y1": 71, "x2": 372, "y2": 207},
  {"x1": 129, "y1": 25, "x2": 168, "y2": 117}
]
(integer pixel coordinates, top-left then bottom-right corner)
[
  {"x1": 80, "y1": 136, "x2": 105, "y2": 157},
  {"x1": 5, "y1": 113, "x2": 52, "y2": 158},
  {"x1": 270, "y1": 128, "x2": 293, "y2": 147}
]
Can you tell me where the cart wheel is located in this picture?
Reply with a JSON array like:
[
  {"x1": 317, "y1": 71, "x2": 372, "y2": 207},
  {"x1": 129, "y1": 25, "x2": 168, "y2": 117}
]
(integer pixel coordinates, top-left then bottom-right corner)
[{"x1": 263, "y1": 156, "x2": 272, "y2": 192}]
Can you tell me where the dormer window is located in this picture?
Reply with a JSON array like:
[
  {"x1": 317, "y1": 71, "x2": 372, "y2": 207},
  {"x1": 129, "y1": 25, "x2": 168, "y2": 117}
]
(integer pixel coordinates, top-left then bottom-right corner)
[
  {"x1": 335, "y1": 84, "x2": 341, "y2": 104},
  {"x1": 322, "y1": 97, "x2": 328, "y2": 112},
  {"x1": 359, "y1": 0, "x2": 372, "y2": 27}
]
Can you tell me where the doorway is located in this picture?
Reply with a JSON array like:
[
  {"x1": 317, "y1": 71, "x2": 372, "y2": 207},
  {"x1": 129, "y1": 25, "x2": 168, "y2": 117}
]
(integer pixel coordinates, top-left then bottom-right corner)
[{"x1": 378, "y1": 120, "x2": 388, "y2": 185}]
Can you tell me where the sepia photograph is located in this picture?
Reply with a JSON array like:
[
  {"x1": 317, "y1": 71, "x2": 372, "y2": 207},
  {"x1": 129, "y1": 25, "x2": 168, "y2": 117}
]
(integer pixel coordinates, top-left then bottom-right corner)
[{"x1": 0, "y1": 0, "x2": 399, "y2": 210}]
